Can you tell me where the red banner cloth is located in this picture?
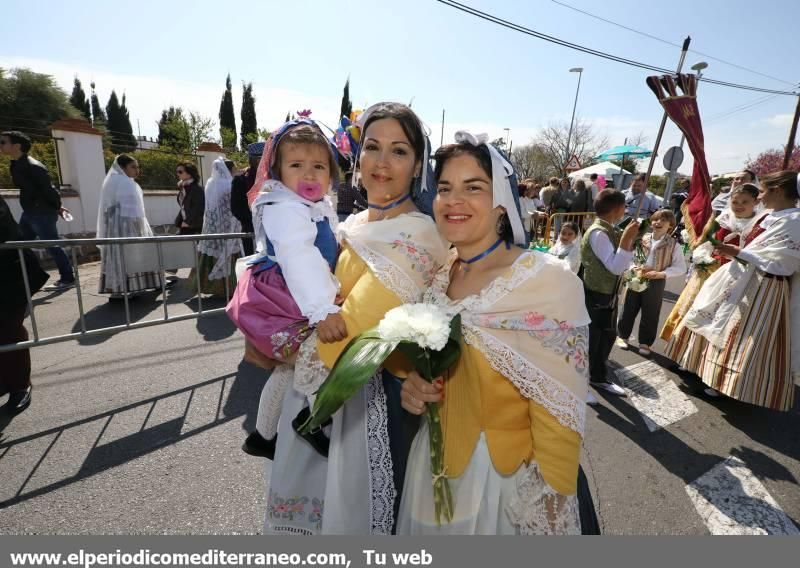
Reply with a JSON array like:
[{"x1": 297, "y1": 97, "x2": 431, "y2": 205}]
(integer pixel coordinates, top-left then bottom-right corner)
[{"x1": 646, "y1": 74, "x2": 712, "y2": 245}]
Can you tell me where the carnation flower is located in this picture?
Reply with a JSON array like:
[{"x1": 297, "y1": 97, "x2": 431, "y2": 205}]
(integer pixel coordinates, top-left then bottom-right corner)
[
  {"x1": 377, "y1": 304, "x2": 451, "y2": 351},
  {"x1": 692, "y1": 242, "x2": 716, "y2": 266}
]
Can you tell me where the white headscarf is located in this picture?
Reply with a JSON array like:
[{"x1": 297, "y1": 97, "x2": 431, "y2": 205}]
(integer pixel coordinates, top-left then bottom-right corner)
[
  {"x1": 198, "y1": 157, "x2": 243, "y2": 279},
  {"x1": 204, "y1": 157, "x2": 233, "y2": 211},
  {"x1": 453, "y1": 131, "x2": 526, "y2": 246},
  {"x1": 97, "y1": 156, "x2": 147, "y2": 238}
]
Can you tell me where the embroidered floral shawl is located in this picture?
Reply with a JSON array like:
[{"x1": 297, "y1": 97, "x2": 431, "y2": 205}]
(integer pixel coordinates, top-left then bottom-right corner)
[{"x1": 426, "y1": 250, "x2": 591, "y2": 434}]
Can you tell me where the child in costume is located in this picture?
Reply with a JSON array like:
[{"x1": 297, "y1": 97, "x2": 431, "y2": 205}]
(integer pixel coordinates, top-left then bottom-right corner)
[
  {"x1": 548, "y1": 221, "x2": 581, "y2": 273},
  {"x1": 227, "y1": 118, "x2": 347, "y2": 457},
  {"x1": 660, "y1": 183, "x2": 766, "y2": 341},
  {"x1": 615, "y1": 209, "x2": 686, "y2": 357}
]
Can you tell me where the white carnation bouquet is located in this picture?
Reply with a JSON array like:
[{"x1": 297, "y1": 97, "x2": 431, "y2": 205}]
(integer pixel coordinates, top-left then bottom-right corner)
[
  {"x1": 691, "y1": 242, "x2": 716, "y2": 266},
  {"x1": 300, "y1": 303, "x2": 461, "y2": 525},
  {"x1": 623, "y1": 268, "x2": 649, "y2": 292}
]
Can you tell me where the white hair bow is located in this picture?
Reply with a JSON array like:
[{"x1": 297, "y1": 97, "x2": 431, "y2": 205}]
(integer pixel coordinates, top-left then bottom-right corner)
[{"x1": 453, "y1": 131, "x2": 526, "y2": 245}]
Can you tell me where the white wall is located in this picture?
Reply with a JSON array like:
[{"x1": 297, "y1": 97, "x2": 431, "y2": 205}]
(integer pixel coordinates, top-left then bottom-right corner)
[
  {"x1": 52, "y1": 128, "x2": 106, "y2": 234},
  {"x1": 1, "y1": 193, "x2": 84, "y2": 235}
]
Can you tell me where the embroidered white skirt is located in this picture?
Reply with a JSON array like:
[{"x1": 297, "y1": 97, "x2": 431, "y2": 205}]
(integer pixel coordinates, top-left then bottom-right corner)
[{"x1": 396, "y1": 427, "x2": 580, "y2": 535}]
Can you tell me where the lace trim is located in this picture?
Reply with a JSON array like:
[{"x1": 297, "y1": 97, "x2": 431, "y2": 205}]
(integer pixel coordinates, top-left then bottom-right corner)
[
  {"x1": 345, "y1": 237, "x2": 421, "y2": 305},
  {"x1": 257, "y1": 365, "x2": 293, "y2": 439},
  {"x1": 505, "y1": 460, "x2": 581, "y2": 535},
  {"x1": 426, "y1": 250, "x2": 547, "y2": 312},
  {"x1": 293, "y1": 330, "x2": 330, "y2": 397},
  {"x1": 365, "y1": 374, "x2": 397, "y2": 535},
  {"x1": 462, "y1": 325, "x2": 585, "y2": 434},
  {"x1": 267, "y1": 525, "x2": 314, "y2": 536}
]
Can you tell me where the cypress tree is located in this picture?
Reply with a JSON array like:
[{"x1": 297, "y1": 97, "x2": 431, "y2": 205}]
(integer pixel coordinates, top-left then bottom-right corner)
[
  {"x1": 240, "y1": 82, "x2": 258, "y2": 149},
  {"x1": 90, "y1": 82, "x2": 106, "y2": 126},
  {"x1": 119, "y1": 93, "x2": 137, "y2": 151},
  {"x1": 340, "y1": 77, "x2": 352, "y2": 120},
  {"x1": 285, "y1": 111, "x2": 291, "y2": 123},
  {"x1": 218, "y1": 73, "x2": 237, "y2": 150},
  {"x1": 69, "y1": 77, "x2": 91, "y2": 121}
]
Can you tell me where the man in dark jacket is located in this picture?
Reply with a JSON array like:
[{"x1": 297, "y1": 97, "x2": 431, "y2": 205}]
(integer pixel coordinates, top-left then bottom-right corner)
[
  {"x1": 1, "y1": 131, "x2": 75, "y2": 290},
  {"x1": 0, "y1": 195, "x2": 48, "y2": 415},
  {"x1": 230, "y1": 142, "x2": 263, "y2": 255}
]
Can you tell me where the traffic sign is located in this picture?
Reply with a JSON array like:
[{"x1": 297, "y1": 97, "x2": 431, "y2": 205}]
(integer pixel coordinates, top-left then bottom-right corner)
[
  {"x1": 565, "y1": 154, "x2": 582, "y2": 171},
  {"x1": 663, "y1": 146, "x2": 684, "y2": 172}
]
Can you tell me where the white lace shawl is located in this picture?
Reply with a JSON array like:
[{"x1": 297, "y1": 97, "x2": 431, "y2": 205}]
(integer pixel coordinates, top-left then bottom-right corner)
[
  {"x1": 684, "y1": 208, "x2": 800, "y2": 383},
  {"x1": 97, "y1": 158, "x2": 148, "y2": 238},
  {"x1": 426, "y1": 249, "x2": 591, "y2": 435},
  {"x1": 198, "y1": 158, "x2": 244, "y2": 279}
]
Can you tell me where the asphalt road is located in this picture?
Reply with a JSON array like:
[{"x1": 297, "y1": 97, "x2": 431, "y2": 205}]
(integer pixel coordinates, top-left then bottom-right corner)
[{"x1": 1, "y1": 262, "x2": 798, "y2": 534}]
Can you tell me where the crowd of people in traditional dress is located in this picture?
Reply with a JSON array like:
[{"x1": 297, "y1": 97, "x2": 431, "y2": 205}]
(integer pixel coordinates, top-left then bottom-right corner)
[{"x1": 0, "y1": 100, "x2": 798, "y2": 535}]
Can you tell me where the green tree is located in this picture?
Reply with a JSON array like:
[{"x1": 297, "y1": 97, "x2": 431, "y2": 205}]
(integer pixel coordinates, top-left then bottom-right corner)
[
  {"x1": 69, "y1": 77, "x2": 91, "y2": 121},
  {"x1": 157, "y1": 106, "x2": 186, "y2": 148},
  {"x1": 240, "y1": 82, "x2": 258, "y2": 148},
  {"x1": 120, "y1": 93, "x2": 137, "y2": 146},
  {"x1": 0, "y1": 67, "x2": 77, "y2": 131},
  {"x1": 285, "y1": 111, "x2": 291, "y2": 122},
  {"x1": 105, "y1": 90, "x2": 136, "y2": 153},
  {"x1": 90, "y1": 81, "x2": 106, "y2": 126},
  {"x1": 157, "y1": 106, "x2": 215, "y2": 152},
  {"x1": 340, "y1": 77, "x2": 353, "y2": 119},
  {"x1": 219, "y1": 73, "x2": 237, "y2": 150}
]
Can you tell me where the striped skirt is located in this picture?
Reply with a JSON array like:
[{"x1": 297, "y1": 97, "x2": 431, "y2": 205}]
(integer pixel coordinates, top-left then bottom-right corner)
[
  {"x1": 660, "y1": 264, "x2": 718, "y2": 341},
  {"x1": 666, "y1": 272, "x2": 794, "y2": 412}
]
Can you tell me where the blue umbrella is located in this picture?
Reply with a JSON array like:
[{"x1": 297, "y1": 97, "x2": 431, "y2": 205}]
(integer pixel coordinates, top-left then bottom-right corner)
[{"x1": 594, "y1": 144, "x2": 652, "y2": 161}]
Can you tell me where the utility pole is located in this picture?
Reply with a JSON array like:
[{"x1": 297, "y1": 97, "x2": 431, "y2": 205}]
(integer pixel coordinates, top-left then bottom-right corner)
[
  {"x1": 440, "y1": 109, "x2": 445, "y2": 147},
  {"x1": 783, "y1": 93, "x2": 800, "y2": 169}
]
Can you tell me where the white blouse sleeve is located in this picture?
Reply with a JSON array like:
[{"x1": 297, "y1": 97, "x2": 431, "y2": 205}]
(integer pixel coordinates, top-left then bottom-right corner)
[
  {"x1": 663, "y1": 241, "x2": 688, "y2": 279},
  {"x1": 262, "y1": 201, "x2": 340, "y2": 325},
  {"x1": 589, "y1": 231, "x2": 633, "y2": 275},
  {"x1": 737, "y1": 248, "x2": 800, "y2": 276}
]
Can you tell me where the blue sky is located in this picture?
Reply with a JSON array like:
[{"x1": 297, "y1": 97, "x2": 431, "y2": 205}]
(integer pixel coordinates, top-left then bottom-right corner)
[{"x1": 2, "y1": 0, "x2": 797, "y2": 175}]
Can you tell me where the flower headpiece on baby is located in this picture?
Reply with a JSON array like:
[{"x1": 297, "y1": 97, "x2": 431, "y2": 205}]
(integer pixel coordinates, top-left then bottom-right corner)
[
  {"x1": 246, "y1": 116, "x2": 340, "y2": 206},
  {"x1": 452, "y1": 131, "x2": 527, "y2": 246}
]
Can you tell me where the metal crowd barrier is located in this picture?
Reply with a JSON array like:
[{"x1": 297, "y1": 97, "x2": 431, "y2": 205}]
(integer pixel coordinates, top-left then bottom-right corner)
[
  {"x1": 0, "y1": 233, "x2": 252, "y2": 353},
  {"x1": 542, "y1": 212, "x2": 597, "y2": 244}
]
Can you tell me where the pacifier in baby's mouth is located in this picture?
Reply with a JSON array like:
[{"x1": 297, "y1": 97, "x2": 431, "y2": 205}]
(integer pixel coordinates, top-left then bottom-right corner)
[{"x1": 297, "y1": 181, "x2": 324, "y2": 201}]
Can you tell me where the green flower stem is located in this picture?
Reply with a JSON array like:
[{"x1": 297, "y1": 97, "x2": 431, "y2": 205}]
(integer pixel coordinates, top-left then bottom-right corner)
[{"x1": 426, "y1": 402, "x2": 453, "y2": 525}]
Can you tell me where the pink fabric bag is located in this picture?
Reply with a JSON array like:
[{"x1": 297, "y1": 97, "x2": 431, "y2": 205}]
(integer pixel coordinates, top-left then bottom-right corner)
[{"x1": 226, "y1": 265, "x2": 312, "y2": 362}]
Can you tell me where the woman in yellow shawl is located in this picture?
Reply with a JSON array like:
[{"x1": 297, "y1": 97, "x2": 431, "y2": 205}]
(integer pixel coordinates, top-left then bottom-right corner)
[
  {"x1": 397, "y1": 133, "x2": 590, "y2": 535},
  {"x1": 257, "y1": 103, "x2": 449, "y2": 535}
]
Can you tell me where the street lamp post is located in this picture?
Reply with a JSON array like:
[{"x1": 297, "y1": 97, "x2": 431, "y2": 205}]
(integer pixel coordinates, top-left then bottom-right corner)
[
  {"x1": 663, "y1": 61, "x2": 708, "y2": 204},
  {"x1": 564, "y1": 67, "x2": 583, "y2": 174},
  {"x1": 504, "y1": 128, "x2": 511, "y2": 154}
]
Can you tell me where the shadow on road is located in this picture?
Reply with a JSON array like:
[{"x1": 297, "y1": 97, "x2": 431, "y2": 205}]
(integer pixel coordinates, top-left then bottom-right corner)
[
  {"x1": 592, "y1": 365, "x2": 799, "y2": 533},
  {"x1": 0, "y1": 360, "x2": 267, "y2": 510}
]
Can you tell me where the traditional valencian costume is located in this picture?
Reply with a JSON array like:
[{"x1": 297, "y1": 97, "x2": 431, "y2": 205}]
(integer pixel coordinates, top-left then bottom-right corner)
[
  {"x1": 190, "y1": 157, "x2": 243, "y2": 296},
  {"x1": 666, "y1": 202, "x2": 800, "y2": 411},
  {"x1": 97, "y1": 157, "x2": 162, "y2": 295},
  {"x1": 660, "y1": 205, "x2": 767, "y2": 341},
  {"x1": 397, "y1": 132, "x2": 590, "y2": 535},
  {"x1": 259, "y1": 105, "x2": 449, "y2": 534}
]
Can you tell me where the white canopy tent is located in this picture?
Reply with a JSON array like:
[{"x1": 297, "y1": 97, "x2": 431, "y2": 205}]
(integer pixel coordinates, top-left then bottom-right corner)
[{"x1": 568, "y1": 161, "x2": 632, "y2": 180}]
